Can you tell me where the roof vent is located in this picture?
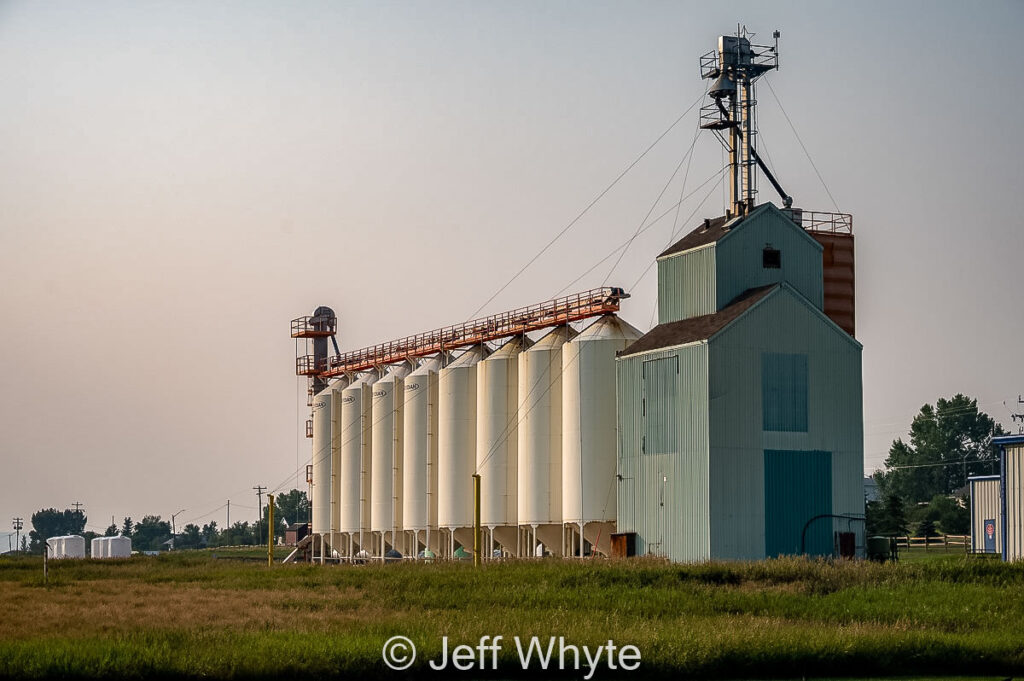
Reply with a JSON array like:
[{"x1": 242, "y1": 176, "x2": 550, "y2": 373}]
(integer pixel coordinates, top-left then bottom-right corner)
[{"x1": 702, "y1": 218, "x2": 711, "y2": 230}]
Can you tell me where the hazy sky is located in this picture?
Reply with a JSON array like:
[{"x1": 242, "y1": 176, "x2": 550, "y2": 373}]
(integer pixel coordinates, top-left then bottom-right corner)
[{"x1": 2, "y1": 1, "x2": 1022, "y2": 542}]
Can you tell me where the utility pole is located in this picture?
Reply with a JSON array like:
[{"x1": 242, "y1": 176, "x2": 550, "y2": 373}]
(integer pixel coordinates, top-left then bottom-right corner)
[
  {"x1": 253, "y1": 486, "x2": 266, "y2": 545},
  {"x1": 1011, "y1": 395, "x2": 1024, "y2": 434},
  {"x1": 267, "y1": 494, "x2": 275, "y2": 566},
  {"x1": 12, "y1": 518, "x2": 23, "y2": 554},
  {"x1": 72, "y1": 502, "x2": 83, "y2": 513},
  {"x1": 226, "y1": 500, "x2": 230, "y2": 528}
]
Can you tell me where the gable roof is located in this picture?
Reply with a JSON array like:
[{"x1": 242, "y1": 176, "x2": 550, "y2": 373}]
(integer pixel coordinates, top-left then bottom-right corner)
[
  {"x1": 618, "y1": 285, "x2": 777, "y2": 357},
  {"x1": 658, "y1": 202, "x2": 821, "y2": 260},
  {"x1": 658, "y1": 214, "x2": 738, "y2": 259}
]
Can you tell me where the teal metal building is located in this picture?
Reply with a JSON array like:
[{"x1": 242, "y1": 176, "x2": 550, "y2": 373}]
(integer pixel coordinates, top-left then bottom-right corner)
[{"x1": 615, "y1": 202, "x2": 864, "y2": 561}]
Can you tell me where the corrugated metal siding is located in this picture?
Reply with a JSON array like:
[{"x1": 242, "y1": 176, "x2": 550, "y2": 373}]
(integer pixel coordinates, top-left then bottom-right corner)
[
  {"x1": 642, "y1": 357, "x2": 679, "y2": 455},
  {"x1": 709, "y1": 285, "x2": 863, "y2": 560},
  {"x1": 657, "y1": 245, "x2": 716, "y2": 323},
  {"x1": 1006, "y1": 445, "x2": 1024, "y2": 561},
  {"x1": 616, "y1": 343, "x2": 710, "y2": 562},
  {"x1": 969, "y1": 477, "x2": 1001, "y2": 553},
  {"x1": 716, "y1": 206, "x2": 824, "y2": 314},
  {"x1": 764, "y1": 450, "x2": 832, "y2": 556},
  {"x1": 761, "y1": 353, "x2": 809, "y2": 432}
]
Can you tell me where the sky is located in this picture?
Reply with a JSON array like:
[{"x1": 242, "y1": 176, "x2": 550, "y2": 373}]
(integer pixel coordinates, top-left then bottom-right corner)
[{"x1": 1, "y1": 1, "x2": 1022, "y2": 543}]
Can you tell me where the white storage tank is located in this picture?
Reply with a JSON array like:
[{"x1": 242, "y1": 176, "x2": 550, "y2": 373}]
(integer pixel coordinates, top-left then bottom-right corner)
[
  {"x1": 518, "y1": 325, "x2": 576, "y2": 556},
  {"x1": 371, "y1": 363, "x2": 410, "y2": 557},
  {"x1": 91, "y1": 536, "x2": 106, "y2": 559},
  {"x1": 47, "y1": 535, "x2": 85, "y2": 559},
  {"x1": 108, "y1": 535, "x2": 132, "y2": 558},
  {"x1": 339, "y1": 372, "x2": 378, "y2": 556},
  {"x1": 438, "y1": 345, "x2": 489, "y2": 554},
  {"x1": 403, "y1": 357, "x2": 440, "y2": 553},
  {"x1": 310, "y1": 383, "x2": 333, "y2": 536},
  {"x1": 477, "y1": 337, "x2": 529, "y2": 554},
  {"x1": 562, "y1": 315, "x2": 641, "y2": 557},
  {"x1": 328, "y1": 376, "x2": 352, "y2": 549}
]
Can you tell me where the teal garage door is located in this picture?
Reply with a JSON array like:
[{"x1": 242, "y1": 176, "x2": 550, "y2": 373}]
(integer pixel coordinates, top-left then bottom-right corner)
[{"x1": 764, "y1": 450, "x2": 832, "y2": 557}]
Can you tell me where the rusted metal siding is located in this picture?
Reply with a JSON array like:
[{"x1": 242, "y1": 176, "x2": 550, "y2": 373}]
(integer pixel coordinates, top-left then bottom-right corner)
[
  {"x1": 716, "y1": 204, "x2": 824, "y2": 314},
  {"x1": 616, "y1": 343, "x2": 711, "y2": 562},
  {"x1": 809, "y1": 231, "x2": 855, "y2": 337},
  {"x1": 969, "y1": 476, "x2": 1001, "y2": 554},
  {"x1": 657, "y1": 245, "x2": 717, "y2": 324},
  {"x1": 708, "y1": 285, "x2": 863, "y2": 559}
]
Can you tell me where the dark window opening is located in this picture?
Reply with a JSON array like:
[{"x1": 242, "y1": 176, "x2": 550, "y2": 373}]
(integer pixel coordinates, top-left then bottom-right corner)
[{"x1": 763, "y1": 246, "x2": 781, "y2": 269}]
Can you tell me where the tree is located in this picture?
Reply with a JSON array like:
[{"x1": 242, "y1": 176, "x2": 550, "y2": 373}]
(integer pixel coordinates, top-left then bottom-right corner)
[
  {"x1": 918, "y1": 518, "x2": 937, "y2": 538},
  {"x1": 272, "y1": 489, "x2": 310, "y2": 529},
  {"x1": 177, "y1": 523, "x2": 203, "y2": 550},
  {"x1": 104, "y1": 524, "x2": 119, "y2": 537},
  {"x1": 28, "y1": 508, "x2": 87, "y2": 553},
  {"x1": 876, "y1": 395, "x2": 1004, "y2": 503},
  {"x1": 201, "y1": 521, "x2": 219, "y2": 546},
  {"x1": 132, "y1": 515, "x2": 171, "y2": 551},
  {"x1": 121, "y1": 517, "x2": 134, "y2": 537},
  {"x1": 875, "y1": 492, "x2": 908, "y2": 536}
]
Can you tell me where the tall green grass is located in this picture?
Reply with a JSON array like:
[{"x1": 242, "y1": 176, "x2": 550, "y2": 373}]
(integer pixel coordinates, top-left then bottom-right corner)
[{"x1": 1, "y1": 553, "x2": 1022, "y2": 679}]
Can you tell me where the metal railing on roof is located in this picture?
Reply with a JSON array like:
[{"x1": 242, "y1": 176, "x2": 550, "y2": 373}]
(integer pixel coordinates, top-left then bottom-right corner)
[
  {"x1": 782, "y1": 208, "x2": 853, "y2": 234},
  {"x1": 320, "y1": 287, "x2": 628, "y2": 377}
]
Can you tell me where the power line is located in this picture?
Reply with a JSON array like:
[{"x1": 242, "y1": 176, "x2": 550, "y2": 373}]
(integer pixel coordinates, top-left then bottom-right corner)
[
  {"x1": 465, "y1": 90, "x2": 707, "y2": 322},
  {"x1": 763, "y1": 79, "x2": 840, "y2": 212}
]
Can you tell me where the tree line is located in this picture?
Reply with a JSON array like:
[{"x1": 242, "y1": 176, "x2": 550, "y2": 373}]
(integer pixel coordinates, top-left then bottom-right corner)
[
  {"x1": 867, "y1": 394, "x2": 1004, "y2": 537},
  {"x1": 24, "y1": 490, "x2": 310, "y2": 554}
]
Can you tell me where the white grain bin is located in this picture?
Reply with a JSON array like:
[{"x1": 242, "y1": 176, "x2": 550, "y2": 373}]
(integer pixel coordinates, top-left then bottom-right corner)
[
  {"x1": 438, "y1": 344, "x2": 489, "y2": 556},
  {"x1": 562, "y1": 315, "x2": 641, "y2": 557},
  {"x1": 47, "y1": 535, "x2": 85, "y2": 559},
  {"x1": 328, "y1": 376, "x2": 352, "y2": 551},
  {"x1": 108, "y1": 535, "x2": 131, "y2": 558},
  {"x1": 339, "y1": 371, "x2": 378, "y2": 557},
  {"x1": 517, "y1": 325, "x2": 576, "y2": 556},
  {"x1": 310, "y1": 383, "x2": 333, "y2": 536},
  {"x1": 477, "y1": 336, "x2": 530, "y2": 555},
  {"x1": 402, "y1": 357, "x2": 440, "y2": 553},
  {"x1": 91, "y1": 536, "x2": 106, "y2": 559},
  {"x1": 371, "y1": 363, "x2": 411, "y2": 558}
]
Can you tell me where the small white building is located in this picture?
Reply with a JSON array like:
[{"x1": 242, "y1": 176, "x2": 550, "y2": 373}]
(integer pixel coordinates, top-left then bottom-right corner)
[
  {"x1": 90, "y1": 535, "x2": 132, "y2": 559},
  {"x1": 993, "y1": 435, "x2": 1024, "y2": 561},
  {"x1": 968, "y1": 475, "x2": 1001, "y2": 554},
  {"x1": 46, "y1": 535, "x2": 85, "y2": 559}
]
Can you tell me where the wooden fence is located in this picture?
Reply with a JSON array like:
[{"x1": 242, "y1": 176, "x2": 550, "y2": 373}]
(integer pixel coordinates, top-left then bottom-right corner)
[{"x1": 894, "y1": 534, "x2": 969, "y2": 552}]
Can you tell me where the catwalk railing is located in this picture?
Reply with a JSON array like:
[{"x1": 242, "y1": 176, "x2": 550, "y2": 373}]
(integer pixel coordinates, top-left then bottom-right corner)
[{"x1": 299, "y1": 287, "x2": 628, "y2": 377}]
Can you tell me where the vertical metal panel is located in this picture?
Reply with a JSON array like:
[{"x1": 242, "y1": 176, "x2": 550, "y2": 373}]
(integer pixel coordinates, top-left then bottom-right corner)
[
  {"x1": 716, "y1": 205, "x2": 824, "y2": 312},
  {"x1": 969, "y1": 477, "x2": 1001, "y2": 553},
  {"x1": 616, "y1": 342, "x2": 710, "y2": 562},
  {"x1": 657, "y1": 245, "x2": 717, "y2": 324},
  {"x1": 764, "y1": 450, "x2": 832, "y2": 556},
  {"x1": 709, "y1": 286, "x2": 862, "y2": 559},
  {"x1": 643, "y1": 357, "x2": 679, "y2": 454},
  {"x1": 808, "y1": 231, "x2": 855, "y2": 336},
  {"x1": 761, "y1": 353, "x2": 809, "y2": 432},
  {"x1": 1006, "y1": 445, "x2": 1024, "y2": 561},
  {"x1": 371, "y1": 365, "x2": 409, "y2": 536}
]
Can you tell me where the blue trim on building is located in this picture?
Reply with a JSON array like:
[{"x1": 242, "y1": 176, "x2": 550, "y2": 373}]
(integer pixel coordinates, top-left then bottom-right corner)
[
  {"x1": 993, "y1": 434, "x2": 1024, "y2": 446},
  {"x1": 970, "y1": 478, "x2": 975, "y2": 552},
  {"x1": 1000, "y1": 445, "x2": 1007, "y2": 562}
]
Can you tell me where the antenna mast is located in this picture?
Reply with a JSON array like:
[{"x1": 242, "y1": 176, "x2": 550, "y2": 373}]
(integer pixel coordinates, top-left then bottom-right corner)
[{"x1": 700, "y1": 26, "x2": 788, "y2": 216}]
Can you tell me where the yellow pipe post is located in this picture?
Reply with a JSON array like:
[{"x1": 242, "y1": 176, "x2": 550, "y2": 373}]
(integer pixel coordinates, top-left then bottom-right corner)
[
  {"x1": 473, "y1": 474, "x2": 481, "y2": 567},
  {"x1": 267, "y1": 494, "x2": 275, "y2": 567}
]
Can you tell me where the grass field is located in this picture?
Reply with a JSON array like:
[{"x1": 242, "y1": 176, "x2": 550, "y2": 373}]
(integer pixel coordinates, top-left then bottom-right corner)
[{"x1": 0, "y1": 551, "x2": 1021, "y2": 679}]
